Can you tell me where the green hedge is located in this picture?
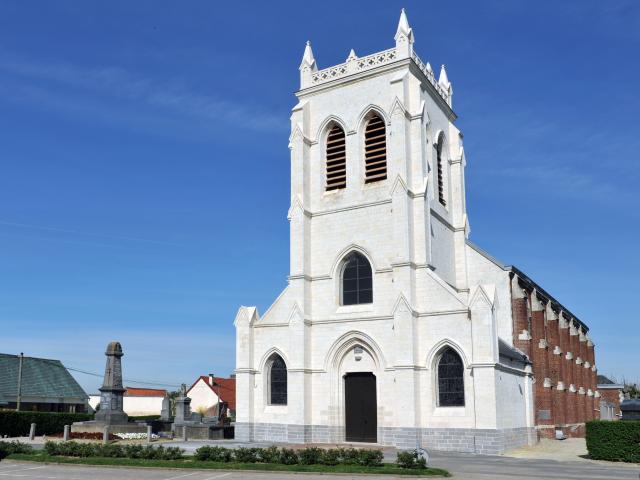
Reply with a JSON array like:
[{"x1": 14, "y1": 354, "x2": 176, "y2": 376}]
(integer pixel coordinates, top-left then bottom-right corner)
[
  {"x1": 194, "y1": 446, "x2": 384, "y2": 467},
  {"x1": 586, "y1": 420, "x2": 640, "y2": 462},
  {"x1": 128, "y1": 415, "x2": 160, "y2": 422},
  {"x1": 0, "y1": 411, "x2": 93, "y2": 437},
  {"x1": 44, "y1": 441, "x2": 183, "y2": 460},
  {"x1": 0, "y1": 441, "x2": 34, "y2": 456}
]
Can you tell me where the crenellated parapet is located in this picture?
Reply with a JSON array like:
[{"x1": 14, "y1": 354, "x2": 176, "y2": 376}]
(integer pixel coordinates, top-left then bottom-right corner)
[{"x1": 299, "y1": 9, "x2": 452, "y2": 107}]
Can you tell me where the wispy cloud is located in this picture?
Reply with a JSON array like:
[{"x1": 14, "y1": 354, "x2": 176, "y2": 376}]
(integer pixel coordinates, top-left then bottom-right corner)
[
  {"x1": 465, "y1": 106, "x2": 639, "y2": 204},
  {"x1": 0, "y1": 53, "x2": 287, "y2": 138},
  {"x1": 0, "y1": 219, "x2": 180, "y2": 247}
]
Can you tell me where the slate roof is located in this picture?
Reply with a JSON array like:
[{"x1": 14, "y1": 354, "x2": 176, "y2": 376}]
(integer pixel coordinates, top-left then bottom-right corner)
[
  {"x1": 0, "y1": 353, "x2": 88, "y2": 400},
  {"x1": 597, "y1": 375, "x2": 615, "y2": 385},
  {"x1": 498, "y1": 339, "x2": 530, "y2": 365},
  {"x1": 597, "y1": 374, "x2": 623, "y2": 389}
]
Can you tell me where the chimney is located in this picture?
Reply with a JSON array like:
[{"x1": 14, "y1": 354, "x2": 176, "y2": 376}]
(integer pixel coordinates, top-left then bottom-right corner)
[{"x1": 209, "y1": 373, "x2": 215, "y2": 386}]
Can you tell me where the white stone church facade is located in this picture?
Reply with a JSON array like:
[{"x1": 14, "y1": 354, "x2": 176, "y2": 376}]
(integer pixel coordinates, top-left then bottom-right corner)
[{"x1": 234, "y1": 10, "x2": 590, "y2": 454}]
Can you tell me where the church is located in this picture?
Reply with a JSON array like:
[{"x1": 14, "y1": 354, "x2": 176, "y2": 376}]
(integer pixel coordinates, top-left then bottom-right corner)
[{"x1": 234, "y1": 10, "x2": 600, "y2": 454}]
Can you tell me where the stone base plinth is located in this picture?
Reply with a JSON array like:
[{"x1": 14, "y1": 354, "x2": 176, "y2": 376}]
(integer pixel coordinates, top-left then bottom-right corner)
[
  {"x1": 235, "y1": 422, "x2": 536, "y2": 455},
  {"x1": 173, "y1": 424, "x2": 224, "y2": 440}
]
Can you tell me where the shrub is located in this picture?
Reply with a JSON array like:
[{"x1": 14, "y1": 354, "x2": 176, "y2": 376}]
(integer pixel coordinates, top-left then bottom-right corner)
[
  {"x1": 279, "y1": 448, "x2": 298, "y2": 465},
  {"x1": 321, "y1": 448, "x2": 340, "y2": 466},
  {"x1": 397, "y1": 449, "x2": 427, "y2": 469},
  {"x1": 298, "y1": 447, "x2": 323, "y2": 465},
  {"x1": 256, "y1": 446, "x2": 280, "y2": 463},
  {"x1": 43, "y1": 441, "x2": 183, "y2": 460},
  {"x1": 194, "y1": 446, "x2": 233, "y2": 462},
  {"x1": 586, "y1": 420, "x2": 640, "y2": 462},
  {"x1": 357, "y1": 449, "x2": 384, "y2": 466},
  {"x1": 161, "y1": 446, "x2": 184, "y2": 461},
  {"x1": 338, "y1": 447, "x2": 359, "y2": 465},
  {"x1": 234, "y1": 447, "x2": 259, "y2": 463},
  {"x1": 0, "y1": 411, "x2": 92, "y2": 437},
  {"x1": 0, "y1": 441, "x2": 34, "y2": 455}
]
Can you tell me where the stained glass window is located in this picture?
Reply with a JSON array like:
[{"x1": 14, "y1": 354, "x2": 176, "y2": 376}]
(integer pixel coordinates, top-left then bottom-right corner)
[
  {"x1": 437, "y1": 347, "x2": 464, "y2": 407},
  {"x1": 269, "y1": 355, "x2": 287, "y2": 405},
  {"x1": 342, "y1": 252, "x2": 373, "y2": 305}
]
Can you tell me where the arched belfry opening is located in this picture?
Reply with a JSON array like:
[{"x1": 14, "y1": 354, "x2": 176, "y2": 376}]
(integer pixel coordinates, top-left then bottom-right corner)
[
  {"x1": 326, "y1": 124, "x2": 347, "y2": 191},
  {"x1": 364, "y1": 114, "x2": 387, "y2": 183}
]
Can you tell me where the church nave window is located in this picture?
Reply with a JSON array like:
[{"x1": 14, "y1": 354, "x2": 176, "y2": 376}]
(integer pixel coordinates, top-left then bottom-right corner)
[
  {"x1": 437, "y1": 347, "x2": 464, "y2": 407},
  {"x1": 267, "y1": 354, "x2": 288, "y2": 405},
  {"x1": 341, "y1": 252, "x2": 373, "y2": 305},
  {"x1": 326, "y1": 125, "x2": 347, "y2": 191},
  {"x1": 364, "y1": 115, "x2": 387, "y2": 183}
]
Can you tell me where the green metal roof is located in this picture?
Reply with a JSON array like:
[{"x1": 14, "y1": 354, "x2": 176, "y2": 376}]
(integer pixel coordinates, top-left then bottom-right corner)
[{"x1": 0, "y1": 353, "x2": 88, "y2": 400}]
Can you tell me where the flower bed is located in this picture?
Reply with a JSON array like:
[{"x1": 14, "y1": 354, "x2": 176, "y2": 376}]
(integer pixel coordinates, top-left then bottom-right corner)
[{"x1": 114, "y1": 433, "x2": 159, "y2": 440}]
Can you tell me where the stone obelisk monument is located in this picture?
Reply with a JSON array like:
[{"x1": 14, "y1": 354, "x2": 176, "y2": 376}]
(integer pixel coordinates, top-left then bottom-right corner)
[
  {"x1": 73, "y1": 341, "x2": 148, "y2": 433},
  {"x1": 94, "y1": 341, "x2": 128, "y2": 424}
]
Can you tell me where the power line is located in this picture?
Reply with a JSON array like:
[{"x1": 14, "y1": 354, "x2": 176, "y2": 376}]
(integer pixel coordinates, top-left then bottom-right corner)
[
  {"x1": 65, "y1": 365, "x2": 181, "y2": 389},
  {"x1": 7, "y1": 353, "x2": 181, "y2": 389}
]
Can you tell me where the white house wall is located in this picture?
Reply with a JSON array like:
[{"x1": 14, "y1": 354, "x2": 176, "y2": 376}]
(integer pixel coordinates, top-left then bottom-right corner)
[{"x1": 188, "y1": 379, "x2": 220, "y2": 414}]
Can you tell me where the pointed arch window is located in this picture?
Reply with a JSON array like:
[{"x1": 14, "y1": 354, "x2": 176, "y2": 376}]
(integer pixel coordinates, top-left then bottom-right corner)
[
  {"x1": 326, "y1": 125, "x2": 346, "y2": 191},
  {"x1": 341, "y1": 252, "x2": 373, "y2": 305},
  {"x1": 268, "y1": 354, "x2": 287, "y2": 405},
  {"x1": 364, "y1": 115, "x2": 387, "y2": 183},
  {"x1": 436, "y1": 136, "x2": 446, "y2": 206},
  {"x1": 437, "y1": 347, "x2": 464, "y2": 407}
]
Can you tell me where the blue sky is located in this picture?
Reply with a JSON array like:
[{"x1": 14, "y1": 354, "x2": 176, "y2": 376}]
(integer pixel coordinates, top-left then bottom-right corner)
[{"x1": 0, "y1": 1, "x2": 638, "y2": 393}]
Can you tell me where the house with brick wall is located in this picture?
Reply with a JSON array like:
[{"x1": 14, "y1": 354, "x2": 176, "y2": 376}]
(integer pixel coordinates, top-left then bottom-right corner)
[
  {"x1": 597, "y1": 375, "x2": 623, "y2": 420},
  {"x1": 234, "y1": 10, "x2": 602, "y2": 453}
]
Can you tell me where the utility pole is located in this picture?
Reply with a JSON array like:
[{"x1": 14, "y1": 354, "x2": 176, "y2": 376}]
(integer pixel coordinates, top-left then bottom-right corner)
[{"x1": 16, "y1": 353, "x2": 24, "y2": 411}]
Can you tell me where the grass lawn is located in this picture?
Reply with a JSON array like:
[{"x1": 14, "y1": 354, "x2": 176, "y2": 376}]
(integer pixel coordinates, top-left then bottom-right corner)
[{"x1": 8, "y1": 453, "x2": 450, "y2": 476}]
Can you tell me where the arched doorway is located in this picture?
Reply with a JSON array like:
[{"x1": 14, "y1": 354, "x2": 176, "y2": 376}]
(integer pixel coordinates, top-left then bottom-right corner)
[{"x1": 344, "y1": 372, "x2": 377, "y2": 442}]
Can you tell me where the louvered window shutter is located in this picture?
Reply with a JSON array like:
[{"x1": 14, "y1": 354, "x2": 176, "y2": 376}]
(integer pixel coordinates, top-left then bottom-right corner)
[
  {"x1": 364, "y1": 115, "x2": 387, "y2": 183},
  {"x1": 326, "y1": 126, "x2": 346, "y2": 191},
  {"x1": 436, "y1": 140, "x2": 446, "y2": 206}
]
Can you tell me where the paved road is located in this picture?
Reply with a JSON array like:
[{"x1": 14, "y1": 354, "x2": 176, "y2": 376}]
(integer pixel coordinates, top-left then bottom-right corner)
[
  {"x1": 1, "y1": 453, "x2": 638, "y2": 480},
  {"x1": 429, "y1": 450, "x2": 639, "y2": 479}
]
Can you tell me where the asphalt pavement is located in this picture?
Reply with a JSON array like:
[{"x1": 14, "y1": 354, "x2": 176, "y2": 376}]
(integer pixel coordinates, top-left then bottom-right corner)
[{"x1": 0, "y1": 450, "x2": 638, "y2": 480}]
